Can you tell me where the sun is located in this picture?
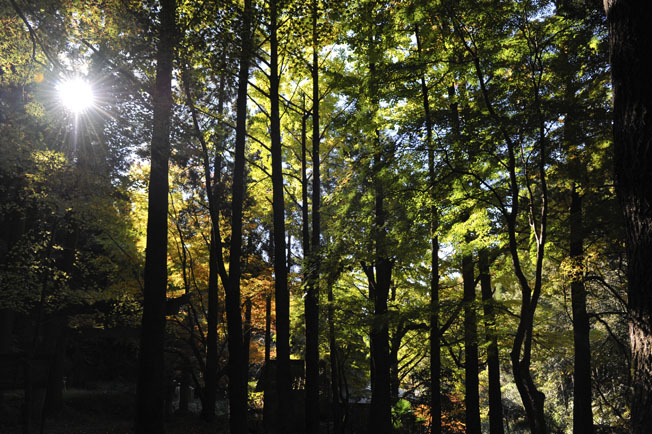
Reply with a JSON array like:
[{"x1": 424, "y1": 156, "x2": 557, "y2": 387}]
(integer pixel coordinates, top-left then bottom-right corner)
[{"x1": 58, "y1": 77, "x2": 95, "y2": 113}]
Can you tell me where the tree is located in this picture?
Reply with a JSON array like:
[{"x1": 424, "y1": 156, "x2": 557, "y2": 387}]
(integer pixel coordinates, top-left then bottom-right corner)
[
  {"x1": 134, "y1": 1, "x2": 176, "y2": 432},
  {"x1": 605, "y1": 1, "x2": 652, "y2": 431},
  {"x1": 224, "y1": 0, "x2": 254, "y2": 431},
  {"x1": 267, "y1": 0, "x2": 292, "y2": 430},
  {"x1": 305, "y1": 0, "x2": 322, "y2": 430}
]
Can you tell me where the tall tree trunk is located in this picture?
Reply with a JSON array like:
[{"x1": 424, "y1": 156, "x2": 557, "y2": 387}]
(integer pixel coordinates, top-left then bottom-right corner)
[
  {"x1": 305, "y1": 1, "x2": 321, "y2": 430},
  {"x1": 605, "y1": 2, "x2": 652, "y2": 432},
  {"x1": 265, "y1": 290, "x2": 272, "y2": 364},
  {"x1": 269, "y1": 0, "x2": 291, "y2": 430},
  {"x1": 366, "y1": 255, "x2": 392, "y2": 434},
  {"x1": 389, "y1": 329, "x2": 401, "y2": 405},
  {"x1": 365, "y1": 155, "x2": 392, "y2": 434},
  {"x1": 415, "y1": 25, "x2": 440, "y2": 433},
  {"x1": 570, "y1": 184, "x2": 593, "y2": 433},
  {"x1": 202, "y1": 229, "x2": 219, "y2": 420},
  {"x1": 301, "y1": 99, "x2": 310, "y2": 262},
  {"x1": 479, "y1": 249, "x2": 504, "y2": 434},
  {"x1": 0, "y1": 309, "x2": 15, "y2": 410},
  {"x1": 134, "y1": 1, "x2": 175, "y2": 432},
  {"x1": 182, "y1": 64, "x2": 227, "y2": 422},
  {"x1": 364, "y1": 48, "x2": 392, "y2": 432},
  {"x1": 462, "y1": 249, "x2": 481, "y2": 434},
  {"x1": 225, "y1": 0, "x2": 254, "y2": 431},
  {"x1": 327, "y1": 276, "x2": 343, "y2": 433},
  {"x1": 243, "y1": 297, "x2": 252, "y2": 389},
  {"x1": 198, "y1": 72, "x2": 227, "y2": 422}
]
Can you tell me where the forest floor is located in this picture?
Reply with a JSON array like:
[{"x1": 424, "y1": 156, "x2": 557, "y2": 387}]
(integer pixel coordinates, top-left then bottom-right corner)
[{"x1": 0, "y1": 388, "x2": 229, "y2": 434}]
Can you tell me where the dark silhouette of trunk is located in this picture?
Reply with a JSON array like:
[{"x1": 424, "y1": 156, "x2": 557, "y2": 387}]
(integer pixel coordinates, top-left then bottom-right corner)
[
  {"x1": 287, "y1": 233, "x2": 292, "y2": 271},
  {"x1": 462, "y1": 249, "x2": 481, "y2": 434},
  {"x1": 265, "y1": 290, "x2": 272, "y2": 364},
  {"x1": 389, "y1": 322, "x2": 426, "y2": 405},
  {"x1": 363, "y1": 50, "x2": 392, "y2": 433},
  {"x1": 134, "y1": 1, "x2": 175, "y2": 432},
  {"x1": 390, "y1": 333, "x2": 400, "y2": 405},
  {"x1": 243, "y1": 297, "x2": 252, "y2": 389},
  {"x1": 429, "y1": 228, "x2": 440, "y2": 434},
  {"x1": 171, "y1": 196, "x2": 196, "y2": 417},
  {"x1": 415, "y1": 24, "x2": 440, "y2": 433},
  {"x1": 301, "y1": 97, "x2": 310, "y2": 262},
  {"x1": 182, "y1": 63, "x2": 228, "y2": 422},
  {"x1": 269, "y1": 0, "x2": 290, "y2": 430},
  {"x1": 327, "y1": 275, "x2": 343, "y2": 433},
  {"x1": 202, "y1": 228, "x2": 219, "y2": 420},
  {"x1": 305, "y1": 1, "x2": 321, "y2": 430},
  {"x1": 605, "y1": 2, "x2": 652, "y2": 432},
  {"x1": 0, "y1": 284, "x2": 18, "y2": 406},
  {"x1": 365, "y1": 146, "x2": 392, "y2": 434},
  {"x1": 570, "y1": 185, "x2": 593, "y2": 433},
  {"x1": 0, "y1": 173, "x2": 24, "y2": 409},
  {"x1": 366, "y1": 253, "x2": 392, "y2": 434},
  {"x1": 479, "y1": 249, "x2": 504, "y2": 434},
  {"x1": 224, "y1": 0, "x2": 253, "y2": 432}
]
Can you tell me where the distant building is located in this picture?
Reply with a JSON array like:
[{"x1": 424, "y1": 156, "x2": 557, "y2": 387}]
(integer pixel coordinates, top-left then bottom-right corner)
[{"x1": 255, "y1": 359, "x2": 306, "y2": 432}]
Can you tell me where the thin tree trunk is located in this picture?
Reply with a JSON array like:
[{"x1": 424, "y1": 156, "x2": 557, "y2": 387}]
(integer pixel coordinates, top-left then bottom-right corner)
[
  {"x1": 199, "y1": 72, "x2": 227, "y2": 422},
  {"x1": 269, "y1": 0, "x2": 291, "y2": 430},
  {"x1": 305, "y1": 1, "x2": 321, "y2": 430},
  {"x1": 134, "y1": 1, "x2": 175, "y2": 432},
  {"x1": 605, "y1": 2, "x2": 652, "y2": 432},
  {"x1": 301, "y1": 97, "x2": 310, "y2": 261},
  {"x1": 479, "y1": 249, "x2": 504, "y2": 434},
  {"x1": 265, "y1": 291, "x2": 271, "y2": 364},
  {"x1": 415, "y1": 25, "x2": 440, "y2": 433},
  {"x1": 570, "y1": 184, "x2": 593, "y2": 433},
  {"x1": 389, "y1": 331, "x2": 400, "y2": 405},
  {"x1": 243, "y1": 297, "x2": 252, "y2": 390},
  {"x1": 459, "y1": 27, "x2": 549, "y2": 432},
  {"x1": 462, "y1": 249, "x2": 481, "y2": 434},
  {"x1": 224, "y1": 0, "x2": 254, "y2": 431},
  {"x1": 202, "y1": 229, "x2": 219, "y2": 420},
  {"x1": 182, "y1": 66, "x2": 227, "y2": 421},
  {"x1": 327, "y1": 276, "x2": 343, "y2": 433}
]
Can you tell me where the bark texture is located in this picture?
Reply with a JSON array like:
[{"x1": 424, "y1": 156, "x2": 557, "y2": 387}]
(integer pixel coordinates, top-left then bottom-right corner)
[{"x1": 605, "y1": 2, "x2": 652, "y2": 431}]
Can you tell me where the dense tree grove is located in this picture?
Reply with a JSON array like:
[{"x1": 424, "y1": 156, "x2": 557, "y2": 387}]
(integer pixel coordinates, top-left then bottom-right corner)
[{"x1": 0, "y1": 0, "x2": 646, "y2": 433}]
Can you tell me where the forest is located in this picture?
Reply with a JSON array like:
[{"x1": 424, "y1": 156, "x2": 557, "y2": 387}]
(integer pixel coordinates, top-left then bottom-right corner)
[{"x1": 1, "y1": 0, "x2": 651, "y2": 433}]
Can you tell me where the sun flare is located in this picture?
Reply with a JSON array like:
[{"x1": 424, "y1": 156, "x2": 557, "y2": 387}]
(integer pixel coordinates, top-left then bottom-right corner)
[{"x1": 58, "y1": 78, "x2": 95, "y2": 113}]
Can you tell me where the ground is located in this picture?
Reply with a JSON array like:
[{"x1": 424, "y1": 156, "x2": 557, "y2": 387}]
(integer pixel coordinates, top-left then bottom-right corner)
[{"x1": 0, "y1": 388, "x2": 229, "y2": 434}]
